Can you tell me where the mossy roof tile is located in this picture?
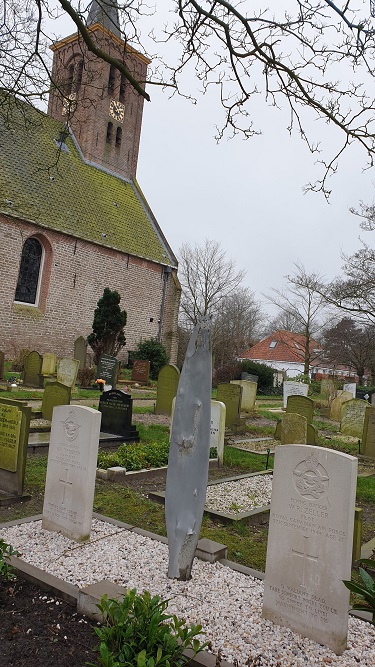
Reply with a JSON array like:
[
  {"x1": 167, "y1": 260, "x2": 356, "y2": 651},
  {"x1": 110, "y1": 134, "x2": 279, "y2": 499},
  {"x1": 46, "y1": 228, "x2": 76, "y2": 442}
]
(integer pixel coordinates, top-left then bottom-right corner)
[{"x1": 0, "y1": 102, "x2": 175, "y2": 266}]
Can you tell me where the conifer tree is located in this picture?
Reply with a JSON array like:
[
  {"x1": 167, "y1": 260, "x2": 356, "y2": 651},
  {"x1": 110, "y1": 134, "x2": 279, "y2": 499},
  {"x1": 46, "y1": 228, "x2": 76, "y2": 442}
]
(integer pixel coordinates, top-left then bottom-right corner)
[{"x1": 87, "y1": 288, "x2": 126, "y2": 364}]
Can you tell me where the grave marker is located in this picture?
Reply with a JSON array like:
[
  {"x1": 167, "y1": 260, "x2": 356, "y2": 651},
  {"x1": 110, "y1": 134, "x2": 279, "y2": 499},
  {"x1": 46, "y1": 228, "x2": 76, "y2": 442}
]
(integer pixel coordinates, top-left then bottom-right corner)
[
  {"x1": 57, "y1": 358, "x2": 80, "y2": 387},
  {"x1": 74, "y1": 336, "x2": 87, "y2": 370},
  {"x1": 263, "y1": 444, "x2": 357, "y2": 654},
  {"x1": 320, "y1": 379, "x2": 336, "y2": 400},
  {"x1": 230, "y1": 380, "x2": 257, "y2": 412},
  {"x1": 210, "y1": 400, "x2": 226, "y2": 465},
  {"x1": 216, "y1": 383, "x2": 242, "y2": 427},
  {"x1": 340, "y1": 398, "x2": 369, "y2": 439},
  {"x1": 41, "y1": 382, "x2": 71, "y2": 421},
  {"x1": 343, "y1": 383, "x2": 357, "y2": 398},
  {"x1": 330, "y1": 391, "x2": 353, "y2": 421},
  {"x1": 280, "y1": 413, "x2": 307, "y2": 445},
  {"x1": 23, "y1": 351, "x2": 42, "y2": 387},
  {"x1": 286, "y1": 395, "x2": 314, "y2": 424},
  {"x1": 42, "y1": 405, "x2": 101, "y2": 541},
  {"x1": 131, "y1": 359, "x2": 150, "y2": 384},
  {"x1": 0, "y1": 397, "x2": 31, "y2": 500},
  {"x1": 41, "y1": 353, "x2": 57, "y2": 377},
  {"x1": 99, "y1": 389, "x2": 139, "y2": 441},
  {"x1": 155, "y1": 364, "x2": 180, "y2": 415},
  {"x1": 362, "y1": 406, "x2": 375, "y2": 458},
  {"x1": 96, "y1": 354, "x2": 118, "y2": 387},
  {"x1": 283, "y1": 381, "x2": 309, "y2": 408}
]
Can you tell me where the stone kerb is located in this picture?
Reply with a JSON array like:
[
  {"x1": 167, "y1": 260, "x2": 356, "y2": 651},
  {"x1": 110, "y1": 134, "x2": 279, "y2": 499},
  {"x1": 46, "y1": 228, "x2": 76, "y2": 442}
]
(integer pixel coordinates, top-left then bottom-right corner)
[
  {"x1": 230, "y1": 380, "x2": 257, "y2": 412},
  {"x1": 283, "y1": 381, "x2": 308, "y2": 409},
  {"x1": 42, "y1": 405, "x2": 101, "y2": 541},
  {"x1": 263, "y1": 444, "x2": 358, "y2": 654},
  {"x1": 340, "y1": 399, "x2": 369, "y2": 439}
]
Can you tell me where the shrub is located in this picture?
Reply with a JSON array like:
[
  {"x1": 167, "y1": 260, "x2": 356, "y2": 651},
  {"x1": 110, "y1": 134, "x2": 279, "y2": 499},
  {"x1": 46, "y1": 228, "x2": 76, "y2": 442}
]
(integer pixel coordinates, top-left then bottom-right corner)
[
  {"x1": 77, "y1": 367, "x2": 96, "y2": 388},
  {"x1": 213, "y1": 361, "x2": 241, "y2": 386},
  {"x1": 10, "y1": 347, "x2": 31, "y2": 372},
  {"x1": 89, "y1": 589, "x2": 207, "y2": 667},
  {"x1": 343, "y1": 558, "x2": 375, "y2": 624},
  {"x1": 240, "y1": 360, "x2": 275, "y2": 390},
  {"x1": 0, "y1": 539, "x2": 18, "y2": 582},
  {"x1": 132, "y1": 338, "x2": 169, "y2": 380}
]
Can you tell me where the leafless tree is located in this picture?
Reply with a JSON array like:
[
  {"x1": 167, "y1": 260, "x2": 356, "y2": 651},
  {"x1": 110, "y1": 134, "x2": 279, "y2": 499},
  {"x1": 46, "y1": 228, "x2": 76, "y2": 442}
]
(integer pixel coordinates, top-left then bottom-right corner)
[
  {"x1": 178, "y1": 238, "x2": 245, "y2": 326},
  {"x1": 265, "y1": 262, "x2": 334, "y2": 375},
  {"x1": 1, "y1": 1, "x2": 375, "y2": 192},
  {"x1": 322, "y1": 317, "x2": 375, "y2": 384}
]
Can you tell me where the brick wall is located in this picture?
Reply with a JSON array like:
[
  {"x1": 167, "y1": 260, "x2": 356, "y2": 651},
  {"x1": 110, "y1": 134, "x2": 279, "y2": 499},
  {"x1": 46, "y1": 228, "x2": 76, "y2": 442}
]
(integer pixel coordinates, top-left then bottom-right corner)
[{"x1": 0, "y1": 215, "x2": 181, "y2": 363}]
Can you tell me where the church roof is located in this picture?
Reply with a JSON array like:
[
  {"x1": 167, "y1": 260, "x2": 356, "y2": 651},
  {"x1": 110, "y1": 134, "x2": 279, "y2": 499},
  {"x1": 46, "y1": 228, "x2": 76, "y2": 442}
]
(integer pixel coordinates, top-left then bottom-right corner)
[
  {"x1": 0, "y1": 100, "x2": 177, "y2": 267},
  {"x1": 87, "y1": 0, "x2": 121, "y2": 38}
]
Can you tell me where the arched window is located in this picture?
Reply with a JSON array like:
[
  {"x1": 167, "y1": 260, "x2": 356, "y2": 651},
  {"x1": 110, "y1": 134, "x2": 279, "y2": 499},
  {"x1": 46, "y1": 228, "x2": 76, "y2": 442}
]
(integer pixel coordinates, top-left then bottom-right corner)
[
  {"x1": 66, "y1": 63, "x2": 75, "y2": 95},
  {"x1": 76, "y1": 60, "x2": 83, "y2": 89},
  {"x1": 115, "y1": 126, "x2": 122, "y2": 147},
  {"x1": 15, "y1": 237, "x2": 44, "y2": 305},
  {"x1": 119, "y1": 74, "x2": 126, "y2": 103},
  {"x1": 106, "y1": 122, "x2": 113, "y2": 143},
  {"x1": 108, "y1": 64, "x2": 116, "y2": 93}
]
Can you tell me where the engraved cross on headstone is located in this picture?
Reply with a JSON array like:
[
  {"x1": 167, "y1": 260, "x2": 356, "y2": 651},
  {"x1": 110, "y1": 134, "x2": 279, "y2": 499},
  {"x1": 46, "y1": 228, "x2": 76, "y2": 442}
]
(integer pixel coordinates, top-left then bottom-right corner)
[
  {"x1": 59, "y1": 469, "x2": 73, "y2": 505},
  {"x1": 292, "y1": 535, "x2": 318, "y2": 587}
]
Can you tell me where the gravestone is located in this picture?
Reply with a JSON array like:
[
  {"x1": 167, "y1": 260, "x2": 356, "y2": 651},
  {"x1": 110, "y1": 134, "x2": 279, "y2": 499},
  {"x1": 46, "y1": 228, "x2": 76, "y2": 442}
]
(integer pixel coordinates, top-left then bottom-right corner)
[
  {"x1": 42, "y1": 405, "x2": 101, "y2": 541},
  {"x1": 41, "y1": 352, "x2": 57, "y2": 377},
  {"x1": 286, "y1": 395, "x2": 314, "y2": 424},
  {"x1": 275, "y1": 418, "x2": 318, "y2": 446},
  {"x1": 216, "y1": 383, "x2": 242, "y2": 428},
  {"x1": 155, "y1": 364, "x2": 180, "y2": 415},
  {"x1": 99, "y1": 389, "x2": 139, "y2": 441},
  {"x1": 362, "y1": 406, "x2": 375, "y2": 458},
  {"x1": 320, "y1": 379, "x2": 335, "y2": 401},
  {"x1": 0, "y1": 350, "x2": 4, "y2": 380},
  {"x1": 165, "y1": 317, "x2": 212, "y2": 580},
  {"x1": 57, "y1": 358, "x2": 80, "y2": 387},
  {"x1": 96, "y1": 354, "x2": 118, "y2": 387},
  {"x1": 131, "y1": 359, "x2": 150, "y2": 384},
  {"x1": 330, "y1": 391, "x2": 353, "y2": 421},
  {"x1": 0, "y1": 397, "x2": 31, "y2": 500},
  {"x1": 230, "y1": 380, "x2": 257, "y2": 412},
  {"x1": 23, "y1": 350, "x2": 42, "y2": 387},
  {"x1": 241, "y1": 372, "x2": 258, "y2": 383},
  {"x1": 343, "y1": 382, "x2": 356, "y2": 398},
  {"x1": 210, "y1": 400, "x2": 226, "y2": 465},
  {"x1": 280, "y1": 413, "x2": 307, "y2": 445},
  {"x1": 41, "y1": 382, "x2": 71, "y2": 421},
  {"x1": 263, "y1": 445, "x2": 357, "y2": 654},
  {"x1": 283, "y1": 381, "x2": 309, "y2": 408},
  {"x1": 74, "y1": 336, "x2": 87, "y2": 370},
  {"x1": 341, "y1": 398, "x2": 369, "y2": 439}
]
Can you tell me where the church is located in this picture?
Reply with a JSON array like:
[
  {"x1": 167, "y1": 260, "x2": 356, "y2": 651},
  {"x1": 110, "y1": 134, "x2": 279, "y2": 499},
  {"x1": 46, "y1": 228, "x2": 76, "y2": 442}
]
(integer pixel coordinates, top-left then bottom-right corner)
[{"x1": 0, "y1": 1, "x2": 180, "y2": 364}]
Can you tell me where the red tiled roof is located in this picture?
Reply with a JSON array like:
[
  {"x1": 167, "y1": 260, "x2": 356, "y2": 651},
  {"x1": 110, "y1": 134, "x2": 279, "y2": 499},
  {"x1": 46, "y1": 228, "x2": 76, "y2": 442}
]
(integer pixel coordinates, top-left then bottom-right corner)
[{"x1": 240, "y1": 330, "x2": 320, "y2": 364}]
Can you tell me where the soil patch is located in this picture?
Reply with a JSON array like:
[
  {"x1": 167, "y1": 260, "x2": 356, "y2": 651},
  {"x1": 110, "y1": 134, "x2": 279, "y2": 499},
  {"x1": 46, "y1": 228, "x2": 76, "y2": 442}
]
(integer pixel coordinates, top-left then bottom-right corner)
[{"x1": 0, "y1": 578, "x2": 98, "y2": 667}]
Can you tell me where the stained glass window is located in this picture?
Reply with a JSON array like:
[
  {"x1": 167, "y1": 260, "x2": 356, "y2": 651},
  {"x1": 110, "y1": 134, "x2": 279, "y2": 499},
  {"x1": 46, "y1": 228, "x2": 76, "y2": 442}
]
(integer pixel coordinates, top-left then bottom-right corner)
[{"x1": 15, "y1": 238, "x2": 43, "y2": 304}]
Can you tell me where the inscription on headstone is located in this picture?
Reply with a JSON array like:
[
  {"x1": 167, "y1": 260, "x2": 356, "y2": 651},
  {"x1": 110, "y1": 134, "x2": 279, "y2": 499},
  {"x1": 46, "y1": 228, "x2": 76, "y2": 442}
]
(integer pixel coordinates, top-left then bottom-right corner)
[
  {"x1": 263, "y1": 445, "x2": 357, "y2": 654},
  {"x1": 131, "y1": 359, "x2": 150, "y2": 384},
  {"x1": 155, "y1": 365, "x2": 180, "y2": 415},
  {"x1": 283, "y1": 381, "x2": 309, "y2": 409},
  {"x1": 42, "y1": 405, "x2": 101, "y2": 541},
  {"x1": 96, "y1": 354, "x2": 118, "y2": 387},
  {"x1": 0, "y1": 397, "x2": 31, "y2": 497},
  {"x1": 216, "y1": 383, "x2": 242, "y2": 427},
  {"x1": 98, "y1": 389, "x2": 139, "y2": 441},
  {"x1": 340, "y1": 399, "x2": 369, "y2": 439}
]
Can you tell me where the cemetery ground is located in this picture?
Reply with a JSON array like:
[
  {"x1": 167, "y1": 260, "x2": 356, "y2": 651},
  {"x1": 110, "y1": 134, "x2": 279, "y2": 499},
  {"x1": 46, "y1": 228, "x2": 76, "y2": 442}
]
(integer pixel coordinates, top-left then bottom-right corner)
[{"x1": 1, "y1": 394, "x2": 375, "y2": 666}]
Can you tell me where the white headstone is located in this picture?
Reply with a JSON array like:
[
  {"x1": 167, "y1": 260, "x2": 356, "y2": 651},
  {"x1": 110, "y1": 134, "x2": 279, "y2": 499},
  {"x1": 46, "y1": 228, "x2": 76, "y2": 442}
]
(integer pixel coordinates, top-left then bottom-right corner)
[
  {"x1": 283, "y1": 381, "x2": 309, "y2": 408},
  {"x1": 230, "y1": 380, "x2": 257, "y2": 412},
  {"x1": 263, "y1": 445, "x2": 357, "y2": 655},
  {"x1": 343, "y1": 383, "x2": 356, "y2": 398},
  {"x1": 210, "y1": 400, "x2": 226, "y2": 465},
  {"x1": 42, "y1": 405, "x2": 101, "y2": 541}
]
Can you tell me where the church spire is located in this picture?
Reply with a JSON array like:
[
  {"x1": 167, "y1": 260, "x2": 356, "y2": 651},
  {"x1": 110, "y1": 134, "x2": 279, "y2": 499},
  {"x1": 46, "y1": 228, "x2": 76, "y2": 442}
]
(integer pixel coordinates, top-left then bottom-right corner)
[{"x1": 87, "y1": 0, "x2": 121, "y2": 39}]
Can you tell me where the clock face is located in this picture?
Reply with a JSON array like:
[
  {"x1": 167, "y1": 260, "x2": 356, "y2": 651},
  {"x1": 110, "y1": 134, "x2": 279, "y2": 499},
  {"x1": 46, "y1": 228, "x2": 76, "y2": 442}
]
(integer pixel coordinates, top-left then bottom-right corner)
[{"x1": 109, "y1": 99, "x2": 125, "y2": 123}]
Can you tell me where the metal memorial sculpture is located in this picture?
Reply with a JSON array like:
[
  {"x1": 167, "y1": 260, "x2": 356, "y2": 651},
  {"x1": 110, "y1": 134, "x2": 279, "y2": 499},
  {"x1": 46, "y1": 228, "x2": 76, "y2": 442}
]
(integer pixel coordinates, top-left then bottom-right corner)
[{"x1": 165, "y1": 316, "x2": 212, "y2": 580}]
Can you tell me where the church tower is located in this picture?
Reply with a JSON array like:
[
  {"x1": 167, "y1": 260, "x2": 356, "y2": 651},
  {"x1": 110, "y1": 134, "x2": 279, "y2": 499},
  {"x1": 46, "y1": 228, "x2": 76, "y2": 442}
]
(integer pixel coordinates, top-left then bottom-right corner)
[{"x1": 47, "y1": 0, "x2": 149, "y2": 180}]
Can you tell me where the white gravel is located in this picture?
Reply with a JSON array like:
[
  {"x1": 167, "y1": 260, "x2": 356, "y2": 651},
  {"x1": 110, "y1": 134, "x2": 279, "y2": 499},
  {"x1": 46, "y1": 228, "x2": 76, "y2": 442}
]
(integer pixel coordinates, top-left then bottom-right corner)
[
  {"x1": 205, "y1": 475, "x2": 273, "y2": 514},
  {"x1": 1, "y1": 518, "x2": 374, "y2": 667}
]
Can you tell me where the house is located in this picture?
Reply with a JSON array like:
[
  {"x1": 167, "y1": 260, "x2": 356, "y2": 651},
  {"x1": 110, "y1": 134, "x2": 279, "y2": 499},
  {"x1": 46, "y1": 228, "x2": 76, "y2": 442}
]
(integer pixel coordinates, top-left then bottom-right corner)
[
  {"x1": 0, "y1": 1, "x2": 180, "y2": 363},
  {"x1": 240, "y1": 330, "x2": 360, "y2": 382}
]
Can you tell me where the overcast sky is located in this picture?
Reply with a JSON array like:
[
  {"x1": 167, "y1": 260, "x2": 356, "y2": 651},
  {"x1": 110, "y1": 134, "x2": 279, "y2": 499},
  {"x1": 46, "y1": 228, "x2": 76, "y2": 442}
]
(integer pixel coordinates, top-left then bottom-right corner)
[{"x1": 48, "y1": 1, "x2": 375, "y2": 320}]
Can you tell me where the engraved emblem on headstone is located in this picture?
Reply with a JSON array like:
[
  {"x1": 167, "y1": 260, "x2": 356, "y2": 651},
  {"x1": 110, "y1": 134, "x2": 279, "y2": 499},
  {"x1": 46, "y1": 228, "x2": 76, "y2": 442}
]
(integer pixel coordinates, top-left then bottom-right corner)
[
  {"x1": 292, "y1": 535, "x2": 319, "y2": 588},
  {"x1": 61, "y1": 411, "x2": 81, "y2": 441},
  {"x1": 293, "y1": 450, "x2": 329, "y2": 499}
]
